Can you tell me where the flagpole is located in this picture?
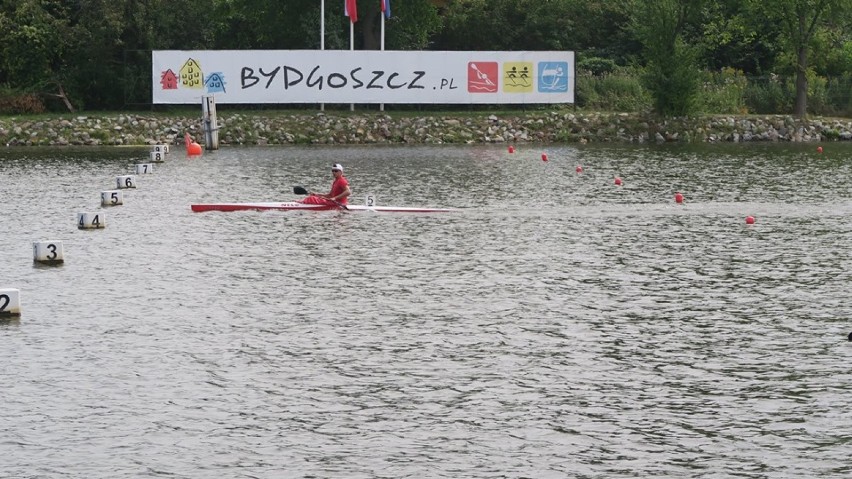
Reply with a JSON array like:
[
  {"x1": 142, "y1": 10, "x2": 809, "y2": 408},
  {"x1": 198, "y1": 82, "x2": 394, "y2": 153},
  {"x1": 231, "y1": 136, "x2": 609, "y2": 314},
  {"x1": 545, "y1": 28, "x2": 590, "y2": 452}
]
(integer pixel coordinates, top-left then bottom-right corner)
[
  {"x1": 350, "y1": 19, "x2": 354, "y2": 111},
  {"x1": 320, "y1": 0, "x2": 325, "y2": 112},
  {"x1": 380, "y1": 5, "x2": 385, "y2": 112}
]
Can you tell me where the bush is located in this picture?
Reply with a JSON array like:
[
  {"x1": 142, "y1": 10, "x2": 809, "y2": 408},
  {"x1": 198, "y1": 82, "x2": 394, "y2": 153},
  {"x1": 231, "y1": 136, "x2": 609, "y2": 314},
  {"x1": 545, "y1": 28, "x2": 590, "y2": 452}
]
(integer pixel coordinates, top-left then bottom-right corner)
[
  {"x1": 642, "y1": 40, "x2": 701, "y2": 116},
  {"x1": 743, "y1": 75, "x2": 794, "y2": 114},
  {"x1": 823, "y1": 73, "x2": 852, "y2": 117},
  {"x1": 0, "y1": 87, "x2": 46, "y2": 114},
  {"x1": 576, "y1": 67, "x2": 651, "y2": 112},
  {"x1": 806, "y1": 74, "x2": 830, "y2": 116},
  {"x1": 577, "y1": 56, "x2": 618, "y2": 76},
  {"x1": 698, "y1": 68, "x2": 748, "y2": 114}
]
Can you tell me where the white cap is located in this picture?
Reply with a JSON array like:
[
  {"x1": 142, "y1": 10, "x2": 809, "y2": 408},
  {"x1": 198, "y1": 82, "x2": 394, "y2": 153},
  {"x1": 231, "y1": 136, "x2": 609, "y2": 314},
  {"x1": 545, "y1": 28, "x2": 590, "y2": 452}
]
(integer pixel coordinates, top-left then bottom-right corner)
[{"x1": 332, "y1": 163, "x2": 343, "y2": 171}]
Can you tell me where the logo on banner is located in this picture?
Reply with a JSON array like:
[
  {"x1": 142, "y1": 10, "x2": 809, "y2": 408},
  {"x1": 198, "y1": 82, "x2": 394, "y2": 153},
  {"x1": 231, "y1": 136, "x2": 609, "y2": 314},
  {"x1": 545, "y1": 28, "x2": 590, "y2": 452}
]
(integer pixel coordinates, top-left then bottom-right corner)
[
  {"x1": 503, "y1": 62, "x2": 533, "y2": 92},
  {"x1": 467, "y1": 62, "x2": 498, "y2": 93},
  {"x1": 159, "y1": 57, "x2": 227, "y2": 94},
  {"x1": 538, "y1": 62, "x2": 568, "y2": 93}
]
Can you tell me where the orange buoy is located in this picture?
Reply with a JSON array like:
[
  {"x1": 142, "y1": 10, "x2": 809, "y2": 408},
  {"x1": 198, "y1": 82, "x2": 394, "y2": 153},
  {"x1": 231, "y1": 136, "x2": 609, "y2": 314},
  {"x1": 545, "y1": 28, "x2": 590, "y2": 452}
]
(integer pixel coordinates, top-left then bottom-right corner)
[
  {"x1": 187, "y1": 142, "x2": 203, "y2": 156},
  {"x1": 745, "y1": 216, "x2": 755, "y2": 225},
  {"x1": 675, "y1": 192, "x2": 684, "y2": 204},
  {"x1": 508, "y1": 145, "x2": 515, "y2": 153},
  {"x1": 614, "y1": 177, "x2": 622, "y2": 186},
  {"x1": 576, "y1": 165, "x2": 583, "y2": 173},
  {"x1": 817, "y1": 146, "x2": 823, "y2": 154}
]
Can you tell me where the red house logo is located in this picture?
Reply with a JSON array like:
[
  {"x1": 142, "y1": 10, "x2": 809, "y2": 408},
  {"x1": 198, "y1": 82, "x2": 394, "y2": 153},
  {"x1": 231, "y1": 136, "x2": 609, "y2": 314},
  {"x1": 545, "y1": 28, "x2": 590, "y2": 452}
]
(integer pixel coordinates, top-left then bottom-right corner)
[{"x1": 160, "y1": 69, "x2": 179, "y2": 90}]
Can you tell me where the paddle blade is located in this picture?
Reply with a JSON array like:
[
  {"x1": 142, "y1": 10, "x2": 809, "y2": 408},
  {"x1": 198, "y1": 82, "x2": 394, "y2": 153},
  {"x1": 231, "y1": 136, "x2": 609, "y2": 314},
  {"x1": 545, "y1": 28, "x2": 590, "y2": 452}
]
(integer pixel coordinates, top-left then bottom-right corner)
[{"x1": 293, "y1": 186, "x2": 309, "y2": 195}]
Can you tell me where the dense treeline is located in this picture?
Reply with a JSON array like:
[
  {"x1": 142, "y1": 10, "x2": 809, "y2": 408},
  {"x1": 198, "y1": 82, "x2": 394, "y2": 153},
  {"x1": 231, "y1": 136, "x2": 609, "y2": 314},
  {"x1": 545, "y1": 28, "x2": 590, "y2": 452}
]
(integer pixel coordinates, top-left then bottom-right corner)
[{"x1": 0, "y1": 0, "x2": 850, "y2": 117}]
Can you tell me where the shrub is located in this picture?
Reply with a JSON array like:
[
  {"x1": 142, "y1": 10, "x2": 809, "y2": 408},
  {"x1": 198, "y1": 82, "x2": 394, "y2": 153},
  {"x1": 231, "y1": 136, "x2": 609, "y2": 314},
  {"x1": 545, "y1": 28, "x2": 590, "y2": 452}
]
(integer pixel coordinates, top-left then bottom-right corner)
[
  {"x1": 698, "y1": 68, "x2": 748, "y2": 114},
  {"x1": 576, "y1": 67, "x2": 651, "y2": 112},
  {"x1": 743, "y1": 75, "x2": 794, "y2": 114},
  {"x1": 577, "y1": 56, "x2": 618, "y2": 76},
  {"x1": 823, "y1": 73, "x2": 852, "y2": 117},
  {"x1": 0, "y1": 86, "x2": 46, "y2": 114}
]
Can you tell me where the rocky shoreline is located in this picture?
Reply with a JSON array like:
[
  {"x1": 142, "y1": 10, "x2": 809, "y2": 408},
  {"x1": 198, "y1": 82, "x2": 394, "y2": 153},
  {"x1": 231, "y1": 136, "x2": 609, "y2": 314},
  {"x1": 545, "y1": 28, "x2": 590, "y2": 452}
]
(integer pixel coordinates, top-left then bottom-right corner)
[{"x1": 1, "y1": 111, "x2": 851, "y2": 147}]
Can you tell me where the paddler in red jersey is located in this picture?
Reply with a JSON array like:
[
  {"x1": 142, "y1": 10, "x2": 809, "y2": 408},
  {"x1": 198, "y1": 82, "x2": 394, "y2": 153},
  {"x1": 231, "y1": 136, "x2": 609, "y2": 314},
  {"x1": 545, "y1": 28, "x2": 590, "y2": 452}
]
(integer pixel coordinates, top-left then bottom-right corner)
[{"x1": 302, "y1": 163, "x2": 351, "y2": 206}]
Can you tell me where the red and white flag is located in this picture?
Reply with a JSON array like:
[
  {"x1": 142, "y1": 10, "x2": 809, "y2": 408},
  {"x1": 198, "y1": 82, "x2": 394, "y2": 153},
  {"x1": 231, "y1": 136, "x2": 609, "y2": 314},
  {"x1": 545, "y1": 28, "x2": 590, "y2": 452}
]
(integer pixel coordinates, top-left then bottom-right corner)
[{"x1": 344, "y1": 0, "x2": 358, "y2": 23}]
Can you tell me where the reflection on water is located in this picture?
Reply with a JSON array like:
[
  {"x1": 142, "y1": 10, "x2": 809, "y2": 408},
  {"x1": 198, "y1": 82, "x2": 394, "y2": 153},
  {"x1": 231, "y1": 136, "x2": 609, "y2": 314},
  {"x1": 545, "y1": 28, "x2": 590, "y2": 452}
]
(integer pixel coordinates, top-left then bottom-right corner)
[{"x1": 1, "y1": 143, "x2": 851, "y2": 478}]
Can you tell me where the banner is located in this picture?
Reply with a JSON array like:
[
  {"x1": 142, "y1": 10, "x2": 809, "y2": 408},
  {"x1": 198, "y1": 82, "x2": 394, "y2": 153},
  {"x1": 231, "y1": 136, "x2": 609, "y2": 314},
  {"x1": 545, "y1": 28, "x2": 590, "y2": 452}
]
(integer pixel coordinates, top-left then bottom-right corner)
[{"x1": 152, "y1": 50, "x2": 575, "y2": 105}]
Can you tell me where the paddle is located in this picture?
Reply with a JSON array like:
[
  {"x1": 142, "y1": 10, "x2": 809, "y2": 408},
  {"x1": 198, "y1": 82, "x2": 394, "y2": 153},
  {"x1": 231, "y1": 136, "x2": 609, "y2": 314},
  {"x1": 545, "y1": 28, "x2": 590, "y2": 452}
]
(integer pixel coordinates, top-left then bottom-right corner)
[{"x1": 293, "y1": 186, "x2": 349, "y2": 210}]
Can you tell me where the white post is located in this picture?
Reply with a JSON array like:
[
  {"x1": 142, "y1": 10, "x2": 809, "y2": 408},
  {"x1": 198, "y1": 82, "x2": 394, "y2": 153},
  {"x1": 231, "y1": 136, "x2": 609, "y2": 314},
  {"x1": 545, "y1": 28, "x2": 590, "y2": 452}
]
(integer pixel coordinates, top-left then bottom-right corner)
[
  {"x1": 380, "y1": 10, "x2": 385, "y2": 112},
  {"x1": 320, "y1": 0, "x2": 325, "y2": 112},
  {"x1": 202, "y1": 95, "x2": 219, "y2": 150},
  {"x1": 350, "y1": 21, "x2": 355, "y2": 112}
]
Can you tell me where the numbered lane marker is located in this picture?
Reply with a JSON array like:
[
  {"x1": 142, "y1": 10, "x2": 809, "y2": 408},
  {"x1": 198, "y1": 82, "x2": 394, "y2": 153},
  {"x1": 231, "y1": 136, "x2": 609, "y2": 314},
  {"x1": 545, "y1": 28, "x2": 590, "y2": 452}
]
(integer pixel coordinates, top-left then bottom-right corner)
[
  {"x1": 135, "y1": 163, "x2": 153, "y2": 174},
  {"x1": 33, "y1": 241, "x2": 64, "y2": 264},
  {"x1": 77, "y1": 212, "x2": 105, "y2": 229},
  {"x1": 365, "y1": 194, "x2": 377, "y2": 207},
  {"x1": 150, "y1": 151, "x2": 165, "y2": 163},
  {"x1": 116, "y1": 175, "x2": 136, "y2": 189},
  {"x1": 153, "y1": 144, "x2": 168, "y2": 154},
  {"x1": 0, "y1": 289, "x2": 21, "y2": 316},
  {"x1": 101, "y1": 190, "x2": 124, "y2": 206}
]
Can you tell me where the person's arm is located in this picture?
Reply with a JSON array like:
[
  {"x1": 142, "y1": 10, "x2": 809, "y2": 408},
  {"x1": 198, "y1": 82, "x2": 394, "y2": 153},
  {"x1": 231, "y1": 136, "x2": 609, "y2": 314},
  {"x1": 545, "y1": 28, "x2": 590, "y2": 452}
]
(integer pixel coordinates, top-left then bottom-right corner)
[
  {"x1": 309, "y1": 189, "x2": 332, "y2": 198},
  {"x1": 329, "y1": 185, "x2": 351, "y2": 202}
]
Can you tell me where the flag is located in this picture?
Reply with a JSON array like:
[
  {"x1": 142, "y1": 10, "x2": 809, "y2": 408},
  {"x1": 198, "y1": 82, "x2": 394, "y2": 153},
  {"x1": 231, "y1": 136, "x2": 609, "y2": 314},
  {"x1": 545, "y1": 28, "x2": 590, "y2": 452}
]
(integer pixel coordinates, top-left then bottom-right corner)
[
  {"x1": 345, "y1": 0, "x2": 358, "y2": 23},
  {"x1": 381, "y1": 0, "x2": 391, "y2": 19}
]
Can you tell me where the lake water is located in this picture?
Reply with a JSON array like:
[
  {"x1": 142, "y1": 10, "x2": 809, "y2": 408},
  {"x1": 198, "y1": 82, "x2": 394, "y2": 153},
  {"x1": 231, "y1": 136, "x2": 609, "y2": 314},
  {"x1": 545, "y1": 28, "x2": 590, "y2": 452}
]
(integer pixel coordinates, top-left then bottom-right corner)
[{"x1": 1, "y1": 143, "x2": 851, "y2": 478}]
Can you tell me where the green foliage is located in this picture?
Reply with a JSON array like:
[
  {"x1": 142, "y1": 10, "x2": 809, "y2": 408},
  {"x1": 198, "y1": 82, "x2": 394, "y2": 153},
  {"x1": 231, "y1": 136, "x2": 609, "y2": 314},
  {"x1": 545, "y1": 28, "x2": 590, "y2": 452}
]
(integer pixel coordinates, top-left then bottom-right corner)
[
  {"x1": 642, "y1": 44, "x2": 702, "y2": 116},
  {"x1": 0, "y1": 0, "x2": 70, "y2": 87},
  {"x1": 744, "y1": 0, "x2": 852, "y2": 116},
  {"x1": 577, "y1": 57, "x2": 618, "y2": 76},
  {"x1": 697, "y1": 67, "x2": 748, "y2": 113},
  {"x1": 0, "y1": 0, "x2": 849, "y2": 115},
  {"x1": 0, "y1": 86, "x2": 46, "y2": 114},
  {"x1": 743, "y1": 74, "x2": 795, "y2": 114},
  {"x1": 436, "y1": 0, "x2": 562, "y2": 50},
  {"x1": 698, "y1": 1, "x2": 780, "y2": 73},
  {"x1": 387, "y1": 0, "x2": 442, "y2": 50},
  {"x1": 632, "y1": 0, "x2": 703, "y2": 116},
  {"x1": 576, "y1": 67, "x2": 651, "y2": 112},
  {"x1": 824, "y1": 73, "x2": 852, "y2": 116}
]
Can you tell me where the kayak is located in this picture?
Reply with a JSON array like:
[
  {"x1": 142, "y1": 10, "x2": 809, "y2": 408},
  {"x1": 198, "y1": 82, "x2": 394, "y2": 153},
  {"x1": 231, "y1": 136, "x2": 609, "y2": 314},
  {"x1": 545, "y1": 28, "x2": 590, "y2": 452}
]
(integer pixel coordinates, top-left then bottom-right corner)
[{"x1": 190, "y1": 202, "x2": 456, "y2": 213}]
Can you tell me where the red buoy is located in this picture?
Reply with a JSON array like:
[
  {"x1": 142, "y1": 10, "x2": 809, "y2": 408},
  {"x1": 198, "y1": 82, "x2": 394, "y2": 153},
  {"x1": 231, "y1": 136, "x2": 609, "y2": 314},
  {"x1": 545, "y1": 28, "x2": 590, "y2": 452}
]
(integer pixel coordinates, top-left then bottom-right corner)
[
  {"x1": 576, "y1": 165, "x2": 583, "y2": 173},
  {"x1": 187, "y1": 142, "x2": 203, "y2": 156},
  {"x1": 508, "y1": 145, "x2": 515, "y2": 153},
  {"x1": 541, "y1": 153, "x2": 548, "y2": 162},
  {"x1": 817, "y1": 146, "x2": 823, "y2": 154},
  {"x1": 745, "y1": 216, "x2": 755, "y2": 225},
  {"x1": 675, "y1": 192, "x2": 684, "y2": 204},
  {"x1": 614, "y1": 177, "x2": 622, "y2": 186}
]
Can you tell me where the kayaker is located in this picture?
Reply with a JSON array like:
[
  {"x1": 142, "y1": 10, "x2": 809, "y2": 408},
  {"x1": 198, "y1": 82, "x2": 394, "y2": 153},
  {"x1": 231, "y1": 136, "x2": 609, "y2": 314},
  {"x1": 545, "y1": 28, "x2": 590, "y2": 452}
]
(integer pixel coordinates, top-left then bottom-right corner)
[{"x1": 302, "y1": 163, "x2": 351, "y2": 206}]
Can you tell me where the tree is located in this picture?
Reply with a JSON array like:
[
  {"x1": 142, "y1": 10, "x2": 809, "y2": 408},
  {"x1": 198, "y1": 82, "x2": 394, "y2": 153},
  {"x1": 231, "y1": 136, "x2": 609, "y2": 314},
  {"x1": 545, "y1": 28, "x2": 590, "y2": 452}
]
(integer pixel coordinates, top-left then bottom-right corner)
[
  {"x1": 697, "y1": 0, "x2": 781, "y2": 74},
  {"x1": 0, "y1": 0, "x2": 75, "y2": 110},
  {"x1": 631, "y1": 0, "x2": 704, "y2": 116},
  {"x1": 433, "y1": 0, "x2": 577, "y2": 51},
  {"x1": 747, "y1": 0, "x2": 851, "y2": 117}
]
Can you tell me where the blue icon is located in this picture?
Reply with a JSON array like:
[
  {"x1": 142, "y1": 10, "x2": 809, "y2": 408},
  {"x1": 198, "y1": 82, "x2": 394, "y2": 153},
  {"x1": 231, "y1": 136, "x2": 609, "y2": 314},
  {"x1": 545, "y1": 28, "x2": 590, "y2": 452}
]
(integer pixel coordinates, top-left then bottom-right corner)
[
  {"x1": 537, "y1": 62, "x2": 568, "y2": 93},
  {"x1": 205, "y1": 72, "x2": 226, "y2": 94}
]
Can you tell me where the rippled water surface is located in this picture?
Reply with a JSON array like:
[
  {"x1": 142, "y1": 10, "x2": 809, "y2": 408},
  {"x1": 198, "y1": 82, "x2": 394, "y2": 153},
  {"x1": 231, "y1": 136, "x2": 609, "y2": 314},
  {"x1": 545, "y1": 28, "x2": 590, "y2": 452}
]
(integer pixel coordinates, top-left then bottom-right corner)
[{"x1": 2, "y1": 143, "x2": 851, "y2": 478}]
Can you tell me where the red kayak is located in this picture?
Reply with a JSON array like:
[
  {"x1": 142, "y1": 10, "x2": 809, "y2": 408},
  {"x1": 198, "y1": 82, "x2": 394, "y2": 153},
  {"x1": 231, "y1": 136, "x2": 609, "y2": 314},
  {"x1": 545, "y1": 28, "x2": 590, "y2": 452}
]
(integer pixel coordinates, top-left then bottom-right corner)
[{"x1": 190, "y1": 202, "x2": 456, "y2": 213}]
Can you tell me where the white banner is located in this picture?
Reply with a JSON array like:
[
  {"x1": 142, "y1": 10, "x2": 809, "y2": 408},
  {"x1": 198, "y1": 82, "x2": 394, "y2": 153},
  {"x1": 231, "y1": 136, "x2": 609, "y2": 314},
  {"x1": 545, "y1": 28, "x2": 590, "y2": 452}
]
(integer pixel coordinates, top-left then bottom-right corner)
[{"x1": 152, "y1": 50, "x2": 574, "y2": 104}]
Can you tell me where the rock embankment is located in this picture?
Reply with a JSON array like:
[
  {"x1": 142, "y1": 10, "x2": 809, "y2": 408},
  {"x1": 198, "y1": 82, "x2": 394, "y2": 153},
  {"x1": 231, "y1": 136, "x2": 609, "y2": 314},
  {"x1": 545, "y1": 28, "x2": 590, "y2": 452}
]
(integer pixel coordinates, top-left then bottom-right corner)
[{"x1": 1, "y1": 112, "x2": 850, "y2": 146}]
